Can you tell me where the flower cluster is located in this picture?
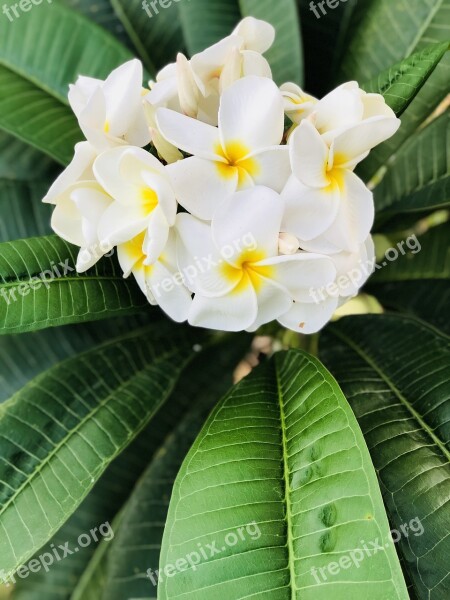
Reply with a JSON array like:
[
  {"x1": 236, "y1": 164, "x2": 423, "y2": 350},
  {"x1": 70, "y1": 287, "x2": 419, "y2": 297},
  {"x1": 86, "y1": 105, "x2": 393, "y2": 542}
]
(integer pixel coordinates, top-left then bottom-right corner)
[{"x1": 45, "y1": 17, "x2": 400, "y2": 333}]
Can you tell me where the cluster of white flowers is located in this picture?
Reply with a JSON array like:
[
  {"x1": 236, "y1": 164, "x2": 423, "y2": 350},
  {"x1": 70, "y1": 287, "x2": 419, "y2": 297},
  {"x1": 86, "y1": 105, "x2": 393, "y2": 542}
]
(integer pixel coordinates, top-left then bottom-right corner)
[{"x1": 44, "y1": 17, "x2": 400, "y2": 333}]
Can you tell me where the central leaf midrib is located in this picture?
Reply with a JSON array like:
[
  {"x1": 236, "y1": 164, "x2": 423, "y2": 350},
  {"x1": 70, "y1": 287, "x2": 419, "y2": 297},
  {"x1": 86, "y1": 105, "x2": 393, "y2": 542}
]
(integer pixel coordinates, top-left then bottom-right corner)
[
  {"x1": 274, "y1": 358, "x2": 297, "y2": 599},
  {"x1": 330, "y1": 327, "x2": 450, "y2": 462}
]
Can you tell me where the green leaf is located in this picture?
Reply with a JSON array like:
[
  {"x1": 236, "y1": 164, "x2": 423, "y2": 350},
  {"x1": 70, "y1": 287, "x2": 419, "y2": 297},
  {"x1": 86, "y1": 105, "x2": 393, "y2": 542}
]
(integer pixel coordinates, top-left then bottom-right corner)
[
  {"x1": 0, "y1": 235, "x2": 150, "y2": 335},
  {"x1": 0, "y1": 66, "x2": 82, "y2": 165},
  {"x1": 57, "y1": 0, "x2": 133, "y2": 50},
  {"x1": 0, "y1": 315, "x2": 154, "y2": 403},
  {"x1": 0, "y1": 1, "x2": 135, "y2": 104},
  {"x1": 73, "y1": 334, "x2": 250, "y2": 600},
  {"x1": 110, "y1": 0, "x2": 185, "y2": 73},
  {"x1": 158, "y1": 349, "x2": 408, "y2": 599},
  {"x1": 373, "y1": 112, "x2": 449, "y2": 229},
  {"x1": 320, "y1": 314, "x2": 450, "y2": 600},
  {"x1": 0, "y1": 180, "x2": 53, "y2": 242},
  {"x1": 0, "y1": 131, "x2": 58, "y2": 182},
  {"x1": 239, "y1": 0, "x2": 303, "y2": 85},
  {"x1": 361, "y1": 42, "x2": 449, "y2": 117},
  {"x1": 368, "y1": 222, "x2": 450, "y2": 333},
  {"x1": 0, "y1": 322, "x2": 203, "y2": 581},
  {"x1": 338, "y1": 0, "x2": 447, "y2": 83},
  {"x1": 179, "y1": 0, "x2": 241, "y2": 55}
]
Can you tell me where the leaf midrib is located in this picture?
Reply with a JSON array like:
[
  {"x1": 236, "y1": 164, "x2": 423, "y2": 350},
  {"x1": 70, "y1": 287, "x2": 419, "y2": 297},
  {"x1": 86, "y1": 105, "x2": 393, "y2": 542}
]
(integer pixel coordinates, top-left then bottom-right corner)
[
  {"x1": 274, "y1": 357, "x2": 297, "y2": 599},
  {"x1": 329, "y1": 326, "x2": 450, "y2": 463}
]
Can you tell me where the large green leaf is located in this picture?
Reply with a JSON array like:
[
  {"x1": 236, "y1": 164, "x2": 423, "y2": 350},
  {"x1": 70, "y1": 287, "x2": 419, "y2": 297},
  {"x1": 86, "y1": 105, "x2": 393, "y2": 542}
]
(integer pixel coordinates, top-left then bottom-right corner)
[
  {"x1": 320, "y1": 314, "x2": 450, "y2": 600},
  {"x1": 0, "y1": 66, "x2": 82, "y2": 165},
  {"x1": 110, "y1": 0, "x2": 185, "y2": 74},
  {"x1": 0, "y1": 1, "x2": 134, "y2": 104},
  {"x1": 73, "y1": 334, "x2": 250, "y2": 600},
  {"x1": 0, "y1": 131, "x2": 57, "y2": 182},
  {"x1": 239, "y1": 0, "x2": 303, "y2": 85},
  {"x1": 338, "y1": 0, "x2": 447, "y2": 82},
  {"x1": 0, "y1": 180, "x2": 52, "y2": 242},
  {"x1": 361, "y1": 42, "x2": 449, "y2": 117},
  {"x1": 0, "y1": 322, "x2": 203, "y2": 581},
  {"x1": 0, "y1": 235, "x2": 149, "y2": 335},
  {"x1": 178, "y1": 0, "x2": 241, "y2": 55},
  {"x1": 158, "y1": 349, "x2": 408, "y2": 599},
  {"x1": 368, "y1": 222, "x2": 450, "y2": 333},
  {"x1": 373, "y1": 112, "x2": 449, "y2": 229}
]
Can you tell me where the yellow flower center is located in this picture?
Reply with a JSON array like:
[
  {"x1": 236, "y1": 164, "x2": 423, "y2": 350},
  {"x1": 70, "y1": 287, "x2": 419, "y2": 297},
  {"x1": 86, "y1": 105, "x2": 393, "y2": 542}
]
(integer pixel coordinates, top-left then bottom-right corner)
[
  {"x1": 214, "y1": 141, "x2": 260, "y2": 187},
  {"x1": 221, "y1": 249, "x2": 274, "y2": 294},
  {"x1": 140, "y1": 187, "x2": 159, "y2": 215}
]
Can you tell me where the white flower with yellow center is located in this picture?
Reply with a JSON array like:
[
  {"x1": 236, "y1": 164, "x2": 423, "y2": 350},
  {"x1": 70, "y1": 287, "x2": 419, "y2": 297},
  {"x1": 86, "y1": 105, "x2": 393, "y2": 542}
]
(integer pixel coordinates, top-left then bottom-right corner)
[
  {"x1": 157, "y1": 76, "x2": 291, "y2": 221},
  {"x1": 306, "y1": 81, "x2": 399, "y2": 144},
  {"x1": 68, "y1": 59, "x2": 150, "y2": 152},
  {"x1": 281, "y1": 117, "x2": 400, "y2": 253},
  {"x1": 176, "y1": 186, "x2": 336, "y2": 332},
  {"x1": 94, "y1": 146, "x2": 177, "y2": 264},
  {"x1": 118, "y1": 230, "x2": 192, "y2": 323}
]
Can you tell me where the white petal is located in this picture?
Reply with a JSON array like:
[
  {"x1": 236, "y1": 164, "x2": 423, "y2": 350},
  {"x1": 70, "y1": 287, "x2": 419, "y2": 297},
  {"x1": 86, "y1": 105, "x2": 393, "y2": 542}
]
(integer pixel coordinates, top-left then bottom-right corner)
[
  {"x1": 144, "y1": 206, "x2": 170, "y2": 265},
  {"x1": 189, "y1": 285, "x2": 258, "y2": 332},
  {"x1": 98, "y1": 202, "x2": 149, "y2": 247},
  {"x1": 332, "y1": 117, "x2": 401, "y2": 169},
  {"x1": 190, "y1": 35, "x2": 244, "y2": 94},
  {"x1": 289, "y1": 121, "x2": 330, "y2": 188},
  {"x1": 219, "y1": 76, "x2": 284, "y2": 152},
  {"x1": 241, "y1": 50, "x2": 272, "y2": 79},
  {"x1": 43, "y1": 142, "x2": 97, "y2": 204},
  {"x1": 362, "y1": 93, "x2": 396, "y2": 119},
  {"x1": 212, "y1": 186, "x2": 284, "y2": 265},
  {"x1": 256, "y1": 253, "x2": 336, "y2": 301},
  {"x1": 250, "y1": 146, "x2": 291, "y2": 192},
  {"x1": 233, "y1": 17, "x2": 275, "y2": 53},
  {"x1": 166, "y1": 157, "x2": 237, "y2": 221},
  {"x1": 176, "y1": 53, "x2": 200, "y2": 118},
  {"x1": 281, "y1": 174, "x2": 339, "y2": 240},
  {"x1": 219, "y1": 47, "x2": 242, "y2": 91},
  {"x1": 176, "y1": 213, "x2": 236, "y2": 297},
  {"x1": 247, "y1": 279, "x2": 293, "y2": 332},
  {"x1": 156, "y1": 108, "x2": 221, "y2": 160},
  {"x1": 278, "y1": 296, "x2": 339, "y2": 334},
  {"x1": 319, "y1": 171, "x2": 375, "y2": 253},
  {"x1": 148, "y1": 261, "x2": 192, "y2": 323},
  {"x1": 314, "y1": 82, "x2": 363, "y2": 135},
  {"x1": 51, "y1": 198, "x2": 84, "y2": 247}
]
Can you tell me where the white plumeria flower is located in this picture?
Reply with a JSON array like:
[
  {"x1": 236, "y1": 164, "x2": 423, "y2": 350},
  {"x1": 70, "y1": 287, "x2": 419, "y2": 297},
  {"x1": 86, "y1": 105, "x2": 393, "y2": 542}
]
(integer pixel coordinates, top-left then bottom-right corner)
[
  {"x1": 68, "y1": 59, "x2": 150, "y2": 152},
  {"x1": 157, "y1": 76, "x2": 291, "y2": 221},
  {"x1": 94, "y1": 146, "x2": 177, "y2": 264},
  {"x1": 49, "y1": 180, "x2": 113, "y2": 272},
  {"x1": 43, "y1": 142, "x2": 97, "y2": 204},
  {"x1": 308, "y1": 81, "x2": 400, "y2": 144},
  {"x1": 281, "y1": 82, "x2": 318, "y2": 125},
  {"x1": 176, "y1": 186, "x2": 336, "y2": 333},
  {"x1": 282, "y1": 117, "x2": 399, "y2": 252},
  {"x1": 118, "y1": 230, "x2": 192, "y2": 323}
]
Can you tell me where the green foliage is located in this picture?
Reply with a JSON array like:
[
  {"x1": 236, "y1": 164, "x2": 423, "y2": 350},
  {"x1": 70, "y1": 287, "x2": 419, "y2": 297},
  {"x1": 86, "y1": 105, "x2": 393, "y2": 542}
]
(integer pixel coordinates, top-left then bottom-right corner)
[{"x1": 0, "y1": 2, "x2": 448, "y2": 599}]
